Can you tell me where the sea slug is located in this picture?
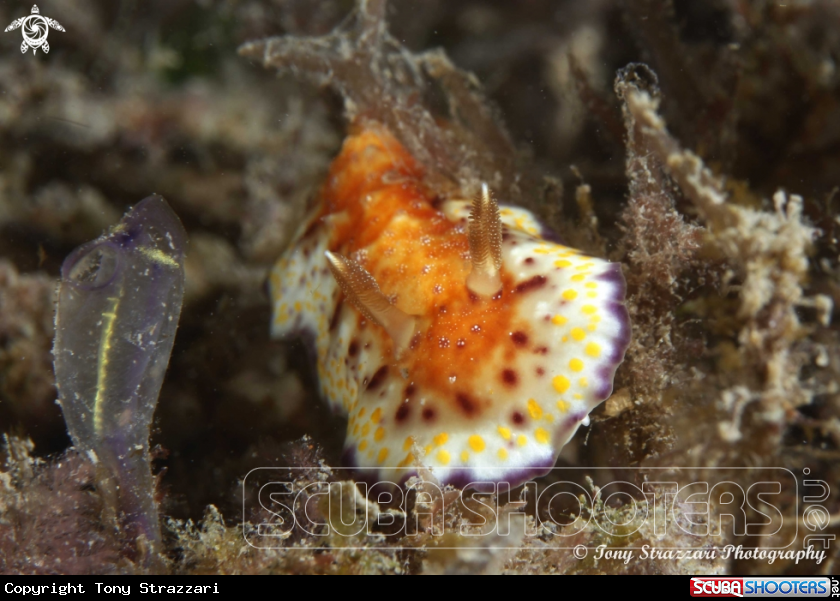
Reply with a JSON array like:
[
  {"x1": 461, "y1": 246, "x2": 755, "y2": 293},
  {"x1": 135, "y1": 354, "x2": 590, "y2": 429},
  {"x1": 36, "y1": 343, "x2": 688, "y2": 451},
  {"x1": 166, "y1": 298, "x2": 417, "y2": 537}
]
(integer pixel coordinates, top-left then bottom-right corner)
[{"x1": 270, "y1": 124, "x2": 629, "y2": 487}]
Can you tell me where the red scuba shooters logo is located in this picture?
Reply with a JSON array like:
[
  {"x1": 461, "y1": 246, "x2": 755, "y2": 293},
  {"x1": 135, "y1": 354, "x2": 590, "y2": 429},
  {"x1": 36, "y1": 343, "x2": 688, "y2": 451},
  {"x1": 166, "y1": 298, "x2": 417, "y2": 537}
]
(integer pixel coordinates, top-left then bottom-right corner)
[{"x1": 691, "y1": 578, "x2": 744, "y2": 597}]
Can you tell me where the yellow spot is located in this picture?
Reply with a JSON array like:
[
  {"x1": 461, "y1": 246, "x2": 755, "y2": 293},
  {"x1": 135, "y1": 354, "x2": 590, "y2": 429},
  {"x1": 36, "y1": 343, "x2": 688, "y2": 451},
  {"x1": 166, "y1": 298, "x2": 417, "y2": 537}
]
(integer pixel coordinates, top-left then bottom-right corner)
[
  {"x1": 571, "y1": 273, "x2": 587, "y2": 282},
  {"x1": 468, "y1": 435, "x2": 486, "y2": 452},
  {"x1": 556, "y1": 399, "x2": 570, "y2": 413},
  {"x1": 377, "y1": 448, "x2": 389, "y2": 463},
  {"x1": 517, "y1": 435, "x2": 527, "y2": 447},
  {"x1": 571, "y1": 327, "x2": 586, "y2": 341},
  {"x1": 591, "y1": 315, "x2": 602, "y2": 323},
  {"x1": 294, "y1": 301, "x2": 302, "y2": 312},
  {"x1": 359, "y1": 440, "x2": 368, "y2": 452},
  {"x1": 534, "y1": 247, "x2": 551, "y2": 254},
  {"x1": 586, "y1": 343, "x2": 601, "y2": 358},
  {"x1": 437, "y1": 449, "x2": 451, "y2": 465},
  {"x1": 587, "y1": 292, "x2": 597, "y2": 298},
  {"x1": 573, "y1": 393, "x2": 583, "y2": 400},
  {"x1": 562, "y1": 289, "x2": 578, "y2": 301},
  {"x1": 358, "y1": 407, "x2": 367, "y2": 418},
  {"x1": 576, "y1": 263, "x2": 593, "y2": 271},
  {"x1": 433, "y1": 432, "x2": 449, "y2": 446},
  {"x1": 527, "y1": 399, "x2": 543, "y2": 420},
  {"x1": 399, "y1": 453, "x2": 416, "y2": 468},
  {"x1": 588, "y1": 324, "x2": 597, "y2": 331},
  {"x1": 498, "y1": 426, "x2": 512, "y2": 440},
  {"x1": 554, "y1": 259, "x2": 572, "y2": 268},
  {"x1": 562, "y1": 336, "x2": 569, "y2": 342},
  {"x1": 371, "y1": 408, "x2": 382, "y2": 423},
  {"x1": 551, "y1": 315, "x2": 568, "y2": 326},
  {"x1": 570, "y1": 358, "x2": 584, "y2": 372},
  {"x1": 361, "y1": 423, "x2": 371, "y2": 437},
  {"x1": 424, "y1": 445, "x2": 432, "y2": 456},
  {"x1": 585, "y1": 282, "x2": 597, "y2": 289},
  {"x1": 403, "y1": 437, "x2": 414, "y2": 451},
  {"x1": 579, "y1": 377, "x2": 588, "y2": 388},
  {"x1": 553, "y1": 375, "x2": 570, "y2": 393},
  {"x1": 582, "y1": 305, "x2": 597, "y2": 315},
  {"x1": 374, "y1": 427, "x2": 385, "y2": 442},
  {"x1": 353, "y1": 424, "x2": 360, "y2": 436},
  {"x1": 461, "y1": 451, "x2": 470, "y2": 462},
  {"x1": 535, "y1": 428, "x2": 550, "y2": 444},
  {"x1": 498, "y1": 448, "x2": 509, "y2": 460},
  {"x1": 545, "y1": 413, "x2": 555, "y2": 422}
]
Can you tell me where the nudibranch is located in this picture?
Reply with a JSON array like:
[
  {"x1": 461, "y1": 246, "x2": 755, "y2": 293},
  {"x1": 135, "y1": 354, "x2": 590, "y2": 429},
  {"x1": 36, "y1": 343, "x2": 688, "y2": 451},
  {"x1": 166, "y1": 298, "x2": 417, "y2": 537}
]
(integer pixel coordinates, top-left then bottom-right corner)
[{"x1": 269, "y1": 124, "x2": 629, "y2": 487}]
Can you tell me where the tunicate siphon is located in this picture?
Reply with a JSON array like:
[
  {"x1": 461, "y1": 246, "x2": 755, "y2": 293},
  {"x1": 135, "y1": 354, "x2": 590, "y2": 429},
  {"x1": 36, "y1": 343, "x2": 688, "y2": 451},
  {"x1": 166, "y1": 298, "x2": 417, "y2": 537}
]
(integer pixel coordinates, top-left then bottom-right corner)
[{"x1": 53, "y1": 195, "x2": 186, "y2": 565}]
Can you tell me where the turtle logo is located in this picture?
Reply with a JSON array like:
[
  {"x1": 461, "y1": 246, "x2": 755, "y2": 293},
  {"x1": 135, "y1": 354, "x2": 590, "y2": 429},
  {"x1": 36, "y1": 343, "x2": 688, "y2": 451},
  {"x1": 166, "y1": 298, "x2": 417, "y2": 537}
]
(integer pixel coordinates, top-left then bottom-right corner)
[{"x1": 4, "y1": 5, "x2": 65, "y2": 55}]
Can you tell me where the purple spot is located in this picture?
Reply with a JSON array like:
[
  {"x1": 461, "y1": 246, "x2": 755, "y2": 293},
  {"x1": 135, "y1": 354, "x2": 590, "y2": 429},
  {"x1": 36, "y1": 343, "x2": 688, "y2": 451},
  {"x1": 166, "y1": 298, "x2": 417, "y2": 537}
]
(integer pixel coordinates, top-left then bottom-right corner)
[
  {"x1": 395, "y1": 404, "x2": 411, "y2": 423},
  {"x1": 510, "y1": 331, "x2": 528, "y2": 347},
  {"x1": 501, "y1": 369, "x2": 518, "y2": 386},
  {"x1": 456, "y1": 393, "x2": 477, "y2": 416},
  {"x1": 348, "y1": 340, "x2": 359, "y2": 357},
  {"x1": 366, "y1": 366, "x2": 389, "y2": 391},
  {"x1": 512, "y1": 411, "x2": 525, "y2": 425},
  {"x1": 422, "y1": 407, "x2": 436, "y2": 421},
  {"x1": 524, "y1": 257, "x2": 535, "y2": 265},
  {"x1": 515, "y1": 276, "x2": 547, "y2": 294}
]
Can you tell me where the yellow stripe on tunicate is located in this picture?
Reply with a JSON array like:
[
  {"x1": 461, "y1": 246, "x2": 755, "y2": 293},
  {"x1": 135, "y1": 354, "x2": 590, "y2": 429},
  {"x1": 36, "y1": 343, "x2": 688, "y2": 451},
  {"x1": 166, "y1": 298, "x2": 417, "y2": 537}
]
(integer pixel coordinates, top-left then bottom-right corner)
[
  {"x1": 556, "y1": 399, "x2": 570, "y2": 413},
  {"x1": 582, "y1": 305, "x2": 597, "y2": 315},
  {"x1": 374, "y1": 427, "x2": 385, "y2": 442},
  {"x1": 553, "y1": 375, "x2": 570, "y2": 393},
  {"x1": 437, "y1": 449, "x2": 451, "y2": 465},
  {"x1": 138, "y1": 246, "x2": 179, "y2": 268},
  {"x1": 370, "y1": 407, "x2": 382, "y2": 423},
  {"x1": 461, "y1": 451, "x2": 470, "y2": 462},
  {"x1": 433, "y1": 432, "x2": 449, "y2": 446},
  {"x1": 527, "y1": 399, "x2": 543, "y2": 420},
  {"x1": 535, "y1": 428, "x2": 550, "y2": 444},
  {"x1": 586, "y1": 343, "x2": 602, "y2": 358},
  {"x1": 468, "y1": 435, "x2": 486, "y2": 452},
  {"x1": 563, "y1": 289, "x2": 578, "y2": 301},
  {"x1": 377, "y1": 448, "x2": 389, "y2": 463},
  {"x1": 571, "y1": 327, "x2": 586, "y2": 341},
  {"x1": 570, "y1": 358, "x2": 584, "y2": 372},
  {"x1": 498, "y1": 448, "x2": 509, "y2": 460},
  {"x1": 551, "y1": 315, "x2": 568, "y2": 326},
  {"x1": 498, "y1": 426, "x2": 512, "y2": 440},
  {"x1": 93, "y1": 295, "x2": 121, "y2": 435},
  {"x1": 359, "y1": 440, "x2": 368, "y2": 451}
]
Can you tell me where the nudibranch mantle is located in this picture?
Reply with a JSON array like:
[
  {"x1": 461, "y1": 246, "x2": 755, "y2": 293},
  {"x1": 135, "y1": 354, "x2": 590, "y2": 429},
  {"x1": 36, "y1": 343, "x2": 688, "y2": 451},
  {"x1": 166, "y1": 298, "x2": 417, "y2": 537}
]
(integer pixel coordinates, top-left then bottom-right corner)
[{"x1": 270, "y1": 124, "x2": 629, "y2": 487}]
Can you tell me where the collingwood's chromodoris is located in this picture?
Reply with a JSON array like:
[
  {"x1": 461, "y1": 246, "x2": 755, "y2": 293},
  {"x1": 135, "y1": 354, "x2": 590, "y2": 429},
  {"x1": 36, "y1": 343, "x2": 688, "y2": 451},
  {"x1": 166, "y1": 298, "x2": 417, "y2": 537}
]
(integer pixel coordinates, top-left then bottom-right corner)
[{"x1": 269, "y1": 123, "x2": 630, "y2": 487}]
